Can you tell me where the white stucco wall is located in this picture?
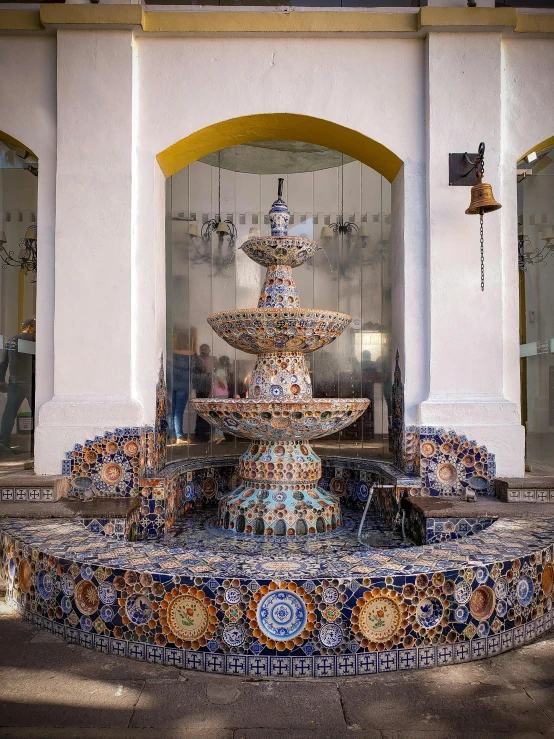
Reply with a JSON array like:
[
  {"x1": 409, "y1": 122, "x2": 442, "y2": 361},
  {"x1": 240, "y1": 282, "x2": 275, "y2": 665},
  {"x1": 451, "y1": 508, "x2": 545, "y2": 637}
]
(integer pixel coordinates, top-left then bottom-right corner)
[
  {"x1": 2, "y1": 27, "x2": 552, "y2": 476},
  {"x1": 137, "y1": 36, "x2": 427, "y2": 424}
]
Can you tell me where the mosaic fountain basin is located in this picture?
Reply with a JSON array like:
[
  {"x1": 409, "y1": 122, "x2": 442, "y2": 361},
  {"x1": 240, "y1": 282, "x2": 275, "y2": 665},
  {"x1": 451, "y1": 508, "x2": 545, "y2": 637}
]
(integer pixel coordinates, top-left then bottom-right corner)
[
  {"x1": 2, "y1": 505, "x2": 554, "y2": 678},
  {"x1": 192, "y1": 398, "x2": 368, "y2": 441},
  {"x1": 207, "y1": 308, "x2": 351, "y2": 354},
  {"x1": 241, "y1": 235, "x2": 320, "y2": 267}
]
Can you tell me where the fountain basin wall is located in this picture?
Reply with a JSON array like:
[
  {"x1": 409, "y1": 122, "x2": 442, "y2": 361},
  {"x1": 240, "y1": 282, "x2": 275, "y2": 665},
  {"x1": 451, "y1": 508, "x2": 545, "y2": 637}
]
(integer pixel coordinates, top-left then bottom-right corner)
[
  {"x1": 2, "y1": 513, "x2": 553, "y2": 677},
  {"x1": 2, "y1": 456, "x2": 554, "y2": 678}
]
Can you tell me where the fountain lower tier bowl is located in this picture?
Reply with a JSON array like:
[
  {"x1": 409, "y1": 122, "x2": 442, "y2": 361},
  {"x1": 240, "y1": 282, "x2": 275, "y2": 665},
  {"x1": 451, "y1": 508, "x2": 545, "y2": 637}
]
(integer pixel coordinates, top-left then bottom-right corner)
[
  {"x1": 191, "y1": 398, "x2": 369, "y2": 441},
  {"x1": 240, "y1": 235, "x2": 319, "y2": 267},
  {"x1": 207, "y1": 308, "x2": 351, "y2": 354},
  {"x1": 219, "y1": 481, "x2": 341, "y2": 537}
]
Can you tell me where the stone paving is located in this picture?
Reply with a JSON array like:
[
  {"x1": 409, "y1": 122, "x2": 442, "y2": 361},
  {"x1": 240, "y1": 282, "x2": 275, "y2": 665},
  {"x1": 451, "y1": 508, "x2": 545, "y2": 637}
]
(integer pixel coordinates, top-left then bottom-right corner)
[{"x1": 1, "y1": 597, "x2": 554, "y2": 739}]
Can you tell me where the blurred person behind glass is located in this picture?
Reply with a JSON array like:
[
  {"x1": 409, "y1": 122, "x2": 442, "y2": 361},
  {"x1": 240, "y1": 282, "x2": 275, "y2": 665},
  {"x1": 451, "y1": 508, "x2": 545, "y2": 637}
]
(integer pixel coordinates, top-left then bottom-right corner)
[
  {"x1": 169, "y1": 329, "x2": 195, "y2": 446},
  {"x1": 0, "y1": 317, "x2": 36, "y2": 454},
  {"x1": 212, "y1": 355, "x2": 231, "y2": 444},
  {"x1": 193, "y1": 343, "x2": 214, "y2": 442}
]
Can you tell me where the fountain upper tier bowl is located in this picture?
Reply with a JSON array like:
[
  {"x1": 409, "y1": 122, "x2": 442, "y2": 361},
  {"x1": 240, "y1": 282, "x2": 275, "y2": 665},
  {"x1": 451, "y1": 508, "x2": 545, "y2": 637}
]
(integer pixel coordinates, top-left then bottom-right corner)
[
  {"x1": 240, "y1": 235, "x2": 320, "y2": 267},
  {"x1": 192, "y1": 398, "x2": 368, "y2": 441},
  {"x1": 207, "y1": 308, "x2": 351, "y2": 354}
]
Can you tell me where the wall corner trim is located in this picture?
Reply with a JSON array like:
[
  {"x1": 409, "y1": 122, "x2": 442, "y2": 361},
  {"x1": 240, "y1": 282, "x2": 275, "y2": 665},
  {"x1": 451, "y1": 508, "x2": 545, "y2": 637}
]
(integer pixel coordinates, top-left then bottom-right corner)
[
  {"x1": 418, "y1": 7, "x2": 517, "y2": 32},
  {"x1": 0, "y1": 9, "x2": 43, "y2": 32},
  {"x1": 515, "y1": 13, "x2": 554, "y2": 35},
  {"x1": 40, "y1": 3, "x2": 143, "y2": 30}
]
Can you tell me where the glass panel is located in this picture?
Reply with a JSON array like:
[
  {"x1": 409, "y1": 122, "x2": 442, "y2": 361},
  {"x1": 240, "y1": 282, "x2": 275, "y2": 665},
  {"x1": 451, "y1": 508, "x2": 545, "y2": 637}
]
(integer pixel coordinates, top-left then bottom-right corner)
[
  {"x1": 518, "y1": 143, "x2": 554, "y2": 474},
  {"x1": 0, "y1": 137, "x2": 38, "y2": 473},
  {"x1": 166, "y1": 141, "x2": 392, "y2": 463}
]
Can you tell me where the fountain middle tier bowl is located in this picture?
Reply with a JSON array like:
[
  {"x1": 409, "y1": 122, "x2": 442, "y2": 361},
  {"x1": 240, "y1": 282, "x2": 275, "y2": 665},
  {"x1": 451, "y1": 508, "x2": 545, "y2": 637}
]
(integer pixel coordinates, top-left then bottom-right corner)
[
  {"x1": 191, "y1": 397, "x2": 369, "y2": 441},
  {"x1": 240, "y1": 235, "x2": 319, "y2": 267},
  {"x1": 207, "y1": 308, "x2": 351, "y2": 354}
]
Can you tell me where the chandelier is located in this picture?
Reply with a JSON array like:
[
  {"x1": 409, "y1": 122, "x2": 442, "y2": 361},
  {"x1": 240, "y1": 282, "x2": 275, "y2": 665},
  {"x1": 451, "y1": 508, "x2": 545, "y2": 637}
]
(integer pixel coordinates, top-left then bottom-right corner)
[
  {"x1": 0, "y1": 225, "x2": 37, "y2": 275},
  {"x1": 330, "y1": 155, "x2": 359, "y2": 237},
  {"x1": 186, "y1": 153, "x2": 237, "y2": 277},
  {"x1": 200, "y1": 152, "x2": 237, "y2": 245},
  {"x1": 518, "y1": 226, "x2": 554, "y2": 271}
]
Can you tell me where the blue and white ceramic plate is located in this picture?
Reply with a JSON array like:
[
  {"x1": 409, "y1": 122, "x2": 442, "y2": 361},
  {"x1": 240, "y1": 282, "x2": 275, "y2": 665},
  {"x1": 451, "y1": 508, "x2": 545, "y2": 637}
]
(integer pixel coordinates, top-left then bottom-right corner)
[
  {"x1": 223, "y1": 624, "x2": 246, "y2": 647},
  {"x1": 475, "y1": 567, "x2": 489, "y2": 584},
  {"x1": 454, "y1": 581, "x2": 471, "y2": 604},
  {"x1": 125, "y1": 594, "x2": 152, "y2": 625},
  {"x1": 416, "y1": 597, "x2": 443, "y2": 629},
  {"x1": 81, "y1": 564, "x2": 93, "y2": 580},
  {"x1": 516, "y1": 575, "x2": 534, "y2": 606},
  {"x1": 99, "y1": 581, "x2": 117, "y2": 605},
  {"x1": 225, "y1": 588, "x2": 241, "y2": 605},
  {"x1": 37, "y1": 570, "x2": 54, "y2": 600},
  {"x1": 477, "y1": 621, "x2": 490, "y2": 637},
  {"x1": 493, "y1": 577, "x2": 508, "y2": 600},
  {"x1": 356, "y1": 481, "x2": 370, "y2": 502},
  {"x1": 322, "y1": 587, "x2": 339, "y2": 605},
  {"x1": 7, "y1": 558, "x2": 15, "y2": 579},
  {"x1": 61, "y1": 574, "x2": 75, "y2": 596},
  {"x1": 80, "y1": 615, "x2": 92, "y2": 632},
  {"x1": 100, "y1": 605, "x2": 115, "y2": 622},
  {"x1": 257, "y1": 589, "x2": 307, "y2": 641},
  {"x1": 319, "y1": 622, "x2": 343, "y2": 648},
  {"x1": 496, "y1": 600, "x2": 508, "y2": 617},
  {"x1": 61, "y1": 595, "x2": 72, "y2": 614},
  {"x1": 454, "y1": 605, "x2": 469, "y2": 623}
]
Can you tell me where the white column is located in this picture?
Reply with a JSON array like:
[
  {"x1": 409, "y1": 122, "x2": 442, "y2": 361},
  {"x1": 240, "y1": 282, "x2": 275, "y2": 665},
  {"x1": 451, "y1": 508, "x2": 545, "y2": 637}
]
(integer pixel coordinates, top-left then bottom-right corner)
[
  {"x1": 35, "y1": 30, "x2": 143, "y2": 473},
  {"x1": 421, "y1": 32, "x2": 524, "y2": 476},
  {"x1": 391, "y1": 158, "x2": 428, "y2": 427}
]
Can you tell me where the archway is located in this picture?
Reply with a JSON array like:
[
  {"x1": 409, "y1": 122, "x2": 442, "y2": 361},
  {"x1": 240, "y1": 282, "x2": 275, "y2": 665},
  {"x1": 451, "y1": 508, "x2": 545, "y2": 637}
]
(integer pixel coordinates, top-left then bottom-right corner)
[
  {"x1": 157, "y1": 114, "x2": 403, "y2": 183},
  {"x1": 160, "y1": 119, "x2": 405, "y2": 464},
  {"x1": 517, "y1": 137, "x2": 554, "y2": 474},
  {"x1": 0, "y1": 131, "x2": 38, "y2": 470}
]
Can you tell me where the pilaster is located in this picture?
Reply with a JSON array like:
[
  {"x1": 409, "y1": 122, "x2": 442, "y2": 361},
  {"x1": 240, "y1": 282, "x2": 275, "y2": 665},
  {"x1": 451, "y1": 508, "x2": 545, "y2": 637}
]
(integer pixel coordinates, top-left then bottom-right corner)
[
  {"x1": 420, "y1": 31, "x2": 524, "y2": 477},
  {"x1": 35, "y1": 29, "x2": 142, "y2": 473}
]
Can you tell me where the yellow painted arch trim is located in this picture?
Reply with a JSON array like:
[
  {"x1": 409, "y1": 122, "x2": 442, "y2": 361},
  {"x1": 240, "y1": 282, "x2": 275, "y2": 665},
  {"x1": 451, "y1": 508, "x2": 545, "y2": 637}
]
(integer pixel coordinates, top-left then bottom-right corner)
[
  {"x1": 0, "y1": 130, "x2": 38, "y2": 161},
  {"x1": 519, "y1": 136, "x2": 554, "y2": 164},
  {"x1": 157, "y1": 114, "x2": 403, "y2": 183}
]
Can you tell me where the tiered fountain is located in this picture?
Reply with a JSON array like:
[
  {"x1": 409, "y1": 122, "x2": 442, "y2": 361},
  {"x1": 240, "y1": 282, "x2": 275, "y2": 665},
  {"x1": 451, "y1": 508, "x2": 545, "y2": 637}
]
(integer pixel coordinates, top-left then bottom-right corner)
[{"x1": 193, "y1": 180, "x2": 369, "y2": 537}]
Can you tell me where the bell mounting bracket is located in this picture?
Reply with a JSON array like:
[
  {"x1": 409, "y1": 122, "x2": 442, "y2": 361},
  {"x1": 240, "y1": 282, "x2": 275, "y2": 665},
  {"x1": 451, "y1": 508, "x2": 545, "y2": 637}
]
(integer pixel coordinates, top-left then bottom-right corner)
[{"x1": 449, "y1": 151, "x2": 481, "y2": 186}]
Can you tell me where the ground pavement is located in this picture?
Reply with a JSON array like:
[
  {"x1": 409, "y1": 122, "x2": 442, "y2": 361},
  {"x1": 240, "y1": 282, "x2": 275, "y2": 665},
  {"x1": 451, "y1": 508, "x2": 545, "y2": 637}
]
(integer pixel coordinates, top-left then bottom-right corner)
[{"x1": 1, "y1": 597, "x2": 554, "y2": 739}]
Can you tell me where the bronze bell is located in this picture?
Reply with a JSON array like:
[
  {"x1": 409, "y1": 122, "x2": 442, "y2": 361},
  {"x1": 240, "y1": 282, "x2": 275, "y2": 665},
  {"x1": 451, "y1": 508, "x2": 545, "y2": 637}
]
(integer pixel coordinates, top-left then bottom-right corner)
[{"x1": 465, "y1": 174, "x2": 502, "y2": 215}]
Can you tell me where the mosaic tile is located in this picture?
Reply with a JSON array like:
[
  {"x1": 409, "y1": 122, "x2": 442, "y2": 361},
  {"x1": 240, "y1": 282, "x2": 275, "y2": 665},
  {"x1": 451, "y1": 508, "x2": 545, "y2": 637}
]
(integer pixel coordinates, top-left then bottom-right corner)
[
  {"x1": 3, "y1": 434, "x2": 551, "y2": 679},
  {"x1": 417, "y1": 428, "x2": 496, "y2": 498},
  {"x1": 391, "y1": 350, "x2": 404, "y2": 471}
]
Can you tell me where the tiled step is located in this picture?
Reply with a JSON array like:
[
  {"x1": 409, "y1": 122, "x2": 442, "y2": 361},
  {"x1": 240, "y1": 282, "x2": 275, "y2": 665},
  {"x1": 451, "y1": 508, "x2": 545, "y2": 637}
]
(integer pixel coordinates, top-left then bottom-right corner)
[
  {"x1": 0, "y1": 473, "x2": 68, "y2": 503},
  {"x1": 494, "y1": 477, "x2": 554, "y2": 503}
]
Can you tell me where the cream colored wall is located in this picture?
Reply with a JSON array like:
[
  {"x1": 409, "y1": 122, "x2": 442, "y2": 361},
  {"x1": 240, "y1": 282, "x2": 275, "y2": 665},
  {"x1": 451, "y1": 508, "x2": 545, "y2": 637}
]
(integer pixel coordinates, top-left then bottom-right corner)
[
  {"x1": 137, "y1": 36, "x2": 426, "y2": 437},
  {"x1": 1, "y1": 28, "x2": 552, "y2": 474}
]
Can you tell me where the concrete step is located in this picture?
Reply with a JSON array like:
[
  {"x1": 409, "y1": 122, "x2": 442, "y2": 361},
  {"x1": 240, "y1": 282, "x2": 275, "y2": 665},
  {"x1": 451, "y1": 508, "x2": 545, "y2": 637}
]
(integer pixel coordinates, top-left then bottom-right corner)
[
  {"x1": 494, "y1": 477, "x2": 554, "y2": 503},
  {"x1": 0, "y1": 472, "x2": 68, "y2": 503}
]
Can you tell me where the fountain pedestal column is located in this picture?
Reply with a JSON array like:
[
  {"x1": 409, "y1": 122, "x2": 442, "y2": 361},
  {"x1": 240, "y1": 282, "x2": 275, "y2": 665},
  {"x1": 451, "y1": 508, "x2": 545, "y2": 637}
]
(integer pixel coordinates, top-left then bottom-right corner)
[
  {"x1": 193, "y1": 178, "x2": 369, "y2": 538},
  {"x1": 219, "y1": 439, "x2": 341, "y2": 536}
]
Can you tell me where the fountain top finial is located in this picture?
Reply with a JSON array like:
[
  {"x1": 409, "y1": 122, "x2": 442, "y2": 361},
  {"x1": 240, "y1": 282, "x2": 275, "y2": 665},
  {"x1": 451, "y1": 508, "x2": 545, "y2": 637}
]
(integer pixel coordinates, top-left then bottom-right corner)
[{"x1": 269, "y1": 178, "x2": 290, "y2": 237}]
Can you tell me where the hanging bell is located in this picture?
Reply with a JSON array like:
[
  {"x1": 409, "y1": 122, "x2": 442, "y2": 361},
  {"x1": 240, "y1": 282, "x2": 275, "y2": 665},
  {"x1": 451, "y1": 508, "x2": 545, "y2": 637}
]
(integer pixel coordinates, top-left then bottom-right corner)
[{"x1": 465, "y1": 176, "x2": 502, "y2": 215}]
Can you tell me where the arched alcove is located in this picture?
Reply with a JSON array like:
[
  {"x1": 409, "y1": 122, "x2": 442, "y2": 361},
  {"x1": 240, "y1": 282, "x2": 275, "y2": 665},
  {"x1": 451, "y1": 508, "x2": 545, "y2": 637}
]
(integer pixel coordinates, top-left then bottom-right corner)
[
  {"x1": 0, "y1": 130, "x2": 38, "y2": 471},
  {"x1": 160, "y1": 119, "x2": 406, "y2": 464},
  {"x1": 517, "y1": 137, "x2": 554, "y2": 475},
  {"x1": 157, "y1": 114, "x2": 403, "y2": 183}
]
